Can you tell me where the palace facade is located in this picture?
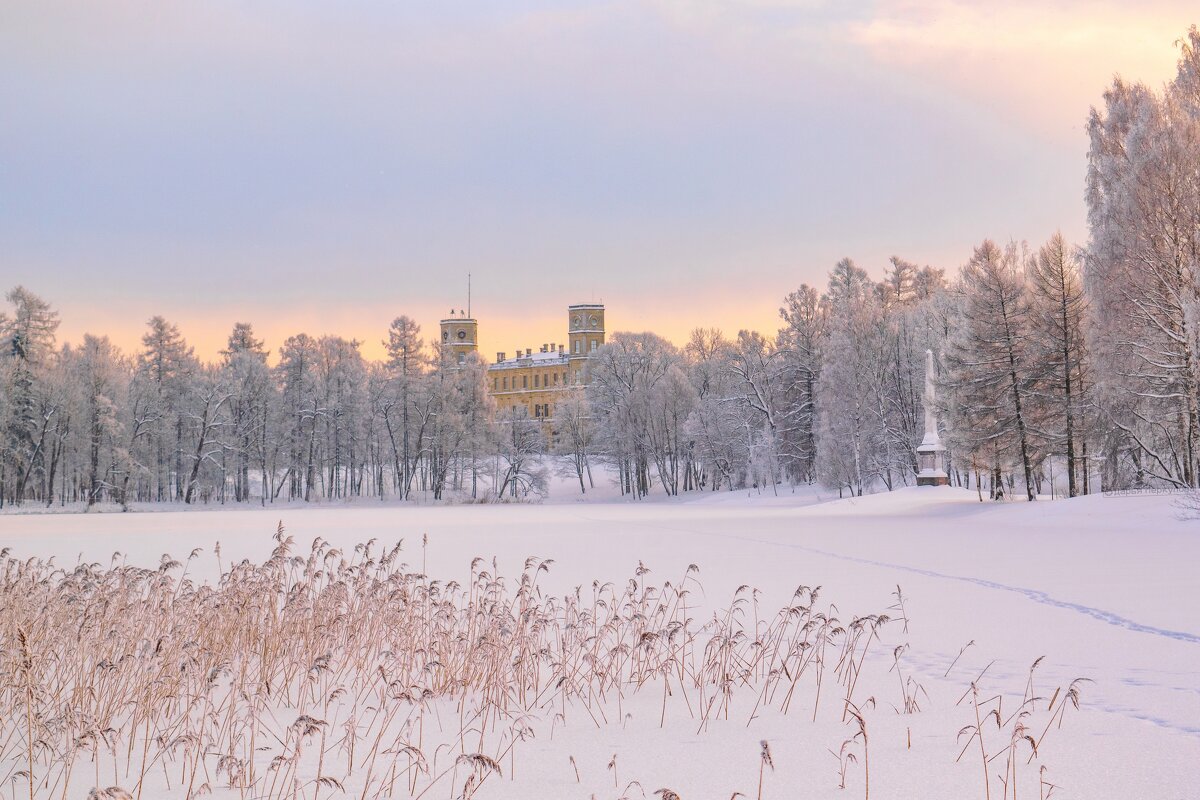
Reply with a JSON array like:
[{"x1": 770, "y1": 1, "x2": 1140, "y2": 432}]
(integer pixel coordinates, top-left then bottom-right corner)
[{"x1": 439, "y1": 303, "x2": 606, "y2": 424}]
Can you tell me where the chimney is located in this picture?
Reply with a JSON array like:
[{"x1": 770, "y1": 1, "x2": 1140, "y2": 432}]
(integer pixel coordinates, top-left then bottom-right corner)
[
  {"x1": 558, "y1": 344, "x2": 564, "y2": 354},
  {"x1": 526, "y1": 348, "x2": 532, "y2": 357},
  {"x1": 540, "y1": 344, "x2": 546, "y2": 353},
  {"x1": 496, "y1": 352, "x2": 505, "y2": 363}
]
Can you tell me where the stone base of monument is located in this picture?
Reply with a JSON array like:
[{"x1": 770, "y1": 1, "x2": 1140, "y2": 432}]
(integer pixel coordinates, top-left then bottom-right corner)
[
  {"x1": 916, "y1": 440, "x2": 947, "y2": 487},
  {"x1": 916, "y1": 470, "x2": 950, "y2": 487}
]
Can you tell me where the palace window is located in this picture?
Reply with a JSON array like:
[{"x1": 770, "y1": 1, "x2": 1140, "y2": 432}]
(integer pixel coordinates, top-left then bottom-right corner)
[
  {"x1": 522, "y1": 375, "x2": 528, "y2": 389},
  {"x1": 503, "y1": 377, "x2": 509, "y2": 390}
]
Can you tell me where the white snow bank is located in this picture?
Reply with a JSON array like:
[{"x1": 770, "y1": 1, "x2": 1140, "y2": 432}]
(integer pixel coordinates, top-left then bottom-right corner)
[{"x1": 1, "y1": 488, "x2": 1196, "y2": 798}]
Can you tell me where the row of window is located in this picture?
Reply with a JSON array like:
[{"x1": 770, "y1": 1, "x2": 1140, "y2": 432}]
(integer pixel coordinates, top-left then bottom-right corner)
[
  {"x1": 572, "y1": 339, "x2": 600, "y2": 354},
  {"x1": 494, "y1": 370, "x2": 573, "y2": 392}
]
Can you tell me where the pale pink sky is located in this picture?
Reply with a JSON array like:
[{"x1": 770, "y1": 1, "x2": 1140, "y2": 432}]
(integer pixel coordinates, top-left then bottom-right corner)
[{"x1": 2, "y1": 1, "x2": 1193, "y2": 361}]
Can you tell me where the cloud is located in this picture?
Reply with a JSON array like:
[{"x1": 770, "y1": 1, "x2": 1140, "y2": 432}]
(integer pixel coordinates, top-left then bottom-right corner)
[
  {"x1": 852, "y1": 0, "x2": 1184, "y2": 55},
  {"x1": 847, "y1": 0, "x2": 1187, "y2": 135},
  {"x1": 3, "y1": 0, "x2": 1197, "y2": 361}
]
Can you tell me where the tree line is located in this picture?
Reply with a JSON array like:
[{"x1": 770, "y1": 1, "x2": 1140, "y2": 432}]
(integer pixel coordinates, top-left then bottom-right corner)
[{"x1": 3, "y1": 29, "x2": 1198, "y2": 508}]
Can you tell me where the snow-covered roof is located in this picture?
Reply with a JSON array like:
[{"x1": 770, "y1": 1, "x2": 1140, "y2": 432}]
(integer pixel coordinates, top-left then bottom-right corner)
[{"x1": 488, "y1": 350, "x2": 570, "y2": 371}]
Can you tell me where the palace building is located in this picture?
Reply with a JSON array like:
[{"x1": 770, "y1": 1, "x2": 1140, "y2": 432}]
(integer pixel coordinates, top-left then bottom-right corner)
[{"x1": 439, "y1": 303, "x2": 606, "y2": 425}]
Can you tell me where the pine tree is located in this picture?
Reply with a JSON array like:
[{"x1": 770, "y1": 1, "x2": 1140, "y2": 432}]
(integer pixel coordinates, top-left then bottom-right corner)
[
  {"x1": 776, "y1": 285, "x2": 826, "y2": 483},
  {"x1": 275, "y1": 333, "x2": 321, "y2": 501},
  {"x1": 68, "y1": 336, "x2": 128, "y2": 507},
  {"x1": 136, "y1": 316, "x2": 196, "y2": 501},
  {"x1": 1028, "y1": 233, "x2": 1090, "y2": 496},
  {"x1": 0, "y1": 287, "x2": 60, "y2": 505},
  {"x1": 221, "y1": 323, "x2": 270, "y2": 503},
  {"x1": 383, "y1": 316, "x2": 424, "y2": 498},
  {"x1": 945, "y1": 241, "x2": 1038, "y2": 501}
]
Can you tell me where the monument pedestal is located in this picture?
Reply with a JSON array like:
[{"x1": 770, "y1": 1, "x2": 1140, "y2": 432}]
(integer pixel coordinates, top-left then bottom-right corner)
[{"x1": 916, "y1": 441, "x2": 948, "y2": 486}]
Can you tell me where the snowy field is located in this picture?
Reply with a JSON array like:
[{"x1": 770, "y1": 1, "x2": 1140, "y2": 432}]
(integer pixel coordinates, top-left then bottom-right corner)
[{"x1": 2, "y1": 488, "x2": 1198, "y2": 799}]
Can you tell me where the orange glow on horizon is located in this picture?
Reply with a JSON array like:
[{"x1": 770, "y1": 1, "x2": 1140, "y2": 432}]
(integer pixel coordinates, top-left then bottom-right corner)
[{"x1": 53, "y1": 294, "x2": 787, "y2": 366}]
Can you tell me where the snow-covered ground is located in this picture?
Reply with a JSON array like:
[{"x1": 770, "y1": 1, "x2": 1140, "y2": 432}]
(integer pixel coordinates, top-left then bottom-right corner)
[{"x1": 2, "y1": 487, "x2": 1197, "y2": 799}]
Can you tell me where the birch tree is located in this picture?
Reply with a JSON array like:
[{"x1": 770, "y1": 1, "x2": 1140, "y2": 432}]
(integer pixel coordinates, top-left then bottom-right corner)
[{"x1": 1086, "y1": 32, "x2": 1200, "y2": 488}]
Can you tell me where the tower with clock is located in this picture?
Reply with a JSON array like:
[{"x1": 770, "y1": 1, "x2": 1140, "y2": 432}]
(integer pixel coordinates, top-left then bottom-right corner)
[
  {"x1": 439, "y1": 309, "x2": 478, "y2": 365},
  {"x1": 567, "y1": 303, "x2": 605, "y2": 374}
]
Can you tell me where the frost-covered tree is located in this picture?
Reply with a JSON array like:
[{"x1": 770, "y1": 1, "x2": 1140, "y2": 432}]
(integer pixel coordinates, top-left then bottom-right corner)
[
  {"x1": 364, "y1": 362, "x2": 392, "y2": 498},
  {"x1": 178, "y1": 367, "x2": 229, "y2": 505},
  {"x1": 383, "y1": 316, "x2": 424, "y2": 497},
  {"x1": 425, "y1": 343, "x2": 462, "y2": 500},
  {"x1": 275, "y1": 333, "x2": 322, "y2": 501},
  {"x1": 0, "y1": 287, "x2": 61, "y2": 505},
  {"x1": 221, "y1": 323, "x2": 271, "y2": 503},
  {"x1": 725, "y1": 330, "x2": 796, "y2": 492},
  {"x1": 588, "y1": 332, "x2": 683, "y2": 498},
  {"x1": 776, "y1": 286, "x2": 825, "y2": 482},
  {"x1": 1028, "y1": 233, "x2": 1091, "y2": 496},
  {"x1": 643, "y1": 361, "x2": 698, "y2": 496},
  {"x1": 456, "y1": 353, "x2": 494, "y2": 500},
  {"x1": 1086, "y1": 30, "x2": 1200, "y2": 488},
  {"x1": 682, "y1": 328, "x2": 747, "y2": 490},
  {"x1": 64, "y1": 335, "x2": 129, "y2": 507},
  {"x1": 684, "y1": 392, "x2": 746, "y2": 491},
  {"x1": 553, "y1": 386, "x2": 595, "y2": 494},
  {"x1": 878, "y1": 258, "x2": 950, "y2": 485},
  {"x1": 316, "y1": 336, "x2": 367, "y2": 499},
  {"x1": 135, "y1": 316, "x2": 197, "y2": 501},
  {"x1": 423, "y1": 346, "x2": 491, "y2": 500},
  {"x1": 944, "y1": 240, "x2": 1038, "y2": 501},
  {"x1": 496, "y1": 405, "x2": 546, "y2": 499},
  {"x1": 815, "y1": 259, "x2": 890, "y2": 495}
]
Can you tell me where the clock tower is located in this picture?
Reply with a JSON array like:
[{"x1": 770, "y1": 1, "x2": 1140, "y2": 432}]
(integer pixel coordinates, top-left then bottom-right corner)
[
  {"x1": 567, "y1": 303, "x2": 605, "y2": 380},
  {"x1": 439, "y1": 310, "x2": 478, "y2": 365}
]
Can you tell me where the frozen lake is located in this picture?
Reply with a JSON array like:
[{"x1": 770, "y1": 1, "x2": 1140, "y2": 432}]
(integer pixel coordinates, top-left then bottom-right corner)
[{"x1": 3, "y1": 487, "x2": 1197, "y2": 798}]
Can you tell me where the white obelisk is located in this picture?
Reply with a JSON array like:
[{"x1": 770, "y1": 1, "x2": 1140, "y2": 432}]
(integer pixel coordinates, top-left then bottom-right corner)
[{"x1": 916, "y1": 349, "x2": 949, "y2": 486}]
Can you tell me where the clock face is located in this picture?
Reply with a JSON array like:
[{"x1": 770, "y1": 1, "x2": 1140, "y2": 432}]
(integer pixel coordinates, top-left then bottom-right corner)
[
  {"x1": 573, "y1": 315, "x2": 582, "y2": 329},
  {"x1": 457, "y1": 329, "x2": 467, "y2": 340},
  {"x1": 589, "y1": 314, "x2": 598, "y2": 327}
]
